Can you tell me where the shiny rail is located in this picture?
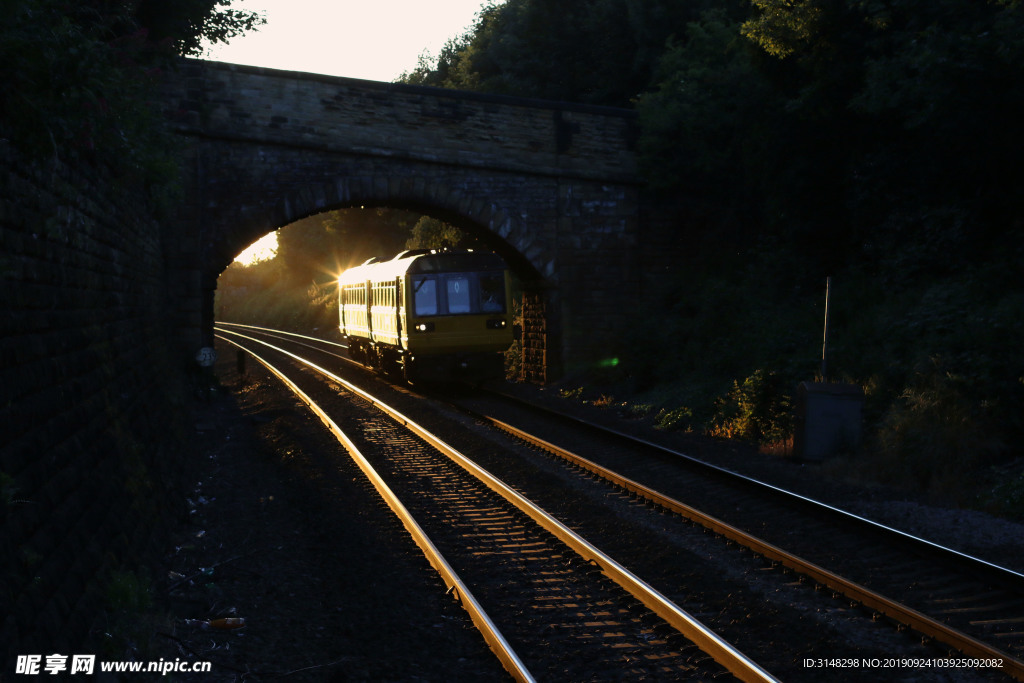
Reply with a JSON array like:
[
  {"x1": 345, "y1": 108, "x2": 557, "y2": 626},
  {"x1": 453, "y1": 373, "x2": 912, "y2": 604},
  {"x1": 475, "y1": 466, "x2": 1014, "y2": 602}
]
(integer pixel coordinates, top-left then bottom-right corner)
[
  {"x1": 467, "y1": 401, "x2": 1024, "y2": 682},
  {"x1": 488, "y1": 389, "x2": 1024, "y2": 589},
  {"x1": 216, "y1": 321, "x2": 349, "y2": 351},
  {"x1": 214, "y1": 325, "x2": 779, "y2": 683},
  {"x1": 215, "y1": 331, "x2": 534, "y2": 682}
]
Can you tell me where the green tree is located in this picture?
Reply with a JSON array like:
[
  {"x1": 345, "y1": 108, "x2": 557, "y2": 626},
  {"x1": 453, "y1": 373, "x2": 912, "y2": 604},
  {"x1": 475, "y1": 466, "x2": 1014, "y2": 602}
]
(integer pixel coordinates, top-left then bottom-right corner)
[
  {"x1": 134, "y1": 0, "x2": 265, "y2": 56},
  {"x1": 637, "y1": 0, "x2": 1024, "y2": 269},
  {"x1": 847, "y1": 0, "x2": 1024, "y2": 249},
  {"x1": 405, "y1": 216, "x2": 465, "y2": 250},
  {"x1": 636, "y1": 11, "x2": 773, "y2": 213},
  {"x1": 399, "y1": 0, "x2": 746, "y2": 108},
  {"x1": 1, "y1": 0, "x2": 263, "y2": 168},
  {"x1": 275, "y1": 208, "x2": 415, "y2": 284},
  {"x1": 741, "y1": 0, "x2": 828, "y2": 58}
]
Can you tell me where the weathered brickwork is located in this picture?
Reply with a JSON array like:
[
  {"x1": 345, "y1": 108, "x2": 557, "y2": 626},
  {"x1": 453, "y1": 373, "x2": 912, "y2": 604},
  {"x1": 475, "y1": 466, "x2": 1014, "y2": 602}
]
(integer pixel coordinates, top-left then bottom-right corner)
[
  {"x1": 162, "y1": 60, "x2": 643, "y2": 379},
  {"x1": 520, "y1": 290, "x2": 549, "y2": 384},
  {"x1": 0, "y1": 146, "x2": 190, "y2": 664}
]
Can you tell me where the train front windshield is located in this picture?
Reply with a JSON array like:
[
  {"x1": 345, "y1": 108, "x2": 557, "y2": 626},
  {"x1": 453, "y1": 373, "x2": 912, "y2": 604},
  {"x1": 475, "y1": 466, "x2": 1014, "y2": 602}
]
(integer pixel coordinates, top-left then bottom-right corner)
[{"x1": 413, "y1": 272, "x2": 506, "y2": 317}]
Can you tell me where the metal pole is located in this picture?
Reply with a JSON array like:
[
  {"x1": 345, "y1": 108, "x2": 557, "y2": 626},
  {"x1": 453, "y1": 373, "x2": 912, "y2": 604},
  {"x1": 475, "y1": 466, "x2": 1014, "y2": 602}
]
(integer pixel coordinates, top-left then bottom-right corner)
[{"x1": 821, "y1": 276, "x2": 831, "y2": 381}]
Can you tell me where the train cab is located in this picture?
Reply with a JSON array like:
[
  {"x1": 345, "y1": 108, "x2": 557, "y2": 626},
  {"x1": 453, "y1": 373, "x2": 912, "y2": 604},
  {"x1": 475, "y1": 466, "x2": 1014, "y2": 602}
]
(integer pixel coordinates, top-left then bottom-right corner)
[{"x1": 339, "y1": 249, "x2": 513, "y2": 381}]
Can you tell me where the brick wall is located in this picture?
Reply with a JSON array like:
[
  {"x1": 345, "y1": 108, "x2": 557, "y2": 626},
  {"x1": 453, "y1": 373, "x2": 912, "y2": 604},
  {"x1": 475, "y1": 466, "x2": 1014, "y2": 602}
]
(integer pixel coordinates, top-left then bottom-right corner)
[{"x1": 0, "y1": 145, "x2": 190, "y2": 666}]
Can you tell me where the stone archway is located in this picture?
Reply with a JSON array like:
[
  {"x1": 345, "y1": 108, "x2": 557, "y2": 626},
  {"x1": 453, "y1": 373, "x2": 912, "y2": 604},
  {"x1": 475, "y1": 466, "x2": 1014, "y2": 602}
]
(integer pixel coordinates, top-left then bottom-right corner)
[
  {"x1": 203, "y1": 176, "x2": 558, "y2": 383},
  {"x1": 162, "y1": 60, "x2": 641, "y2": 382}
]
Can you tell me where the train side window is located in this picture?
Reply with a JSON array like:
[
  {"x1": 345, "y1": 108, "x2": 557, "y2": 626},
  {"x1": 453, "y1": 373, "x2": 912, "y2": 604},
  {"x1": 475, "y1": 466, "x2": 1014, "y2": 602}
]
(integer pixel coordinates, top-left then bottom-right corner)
[
  {"x1": 414, "y1": 276, "x2": 437, "y2": 316},
  {"x1": 479, "y1": 274, "x2": 505, "y2": 313},
  {"x1": 446, "y1": 277, "x2": 471, "y2": 314}
]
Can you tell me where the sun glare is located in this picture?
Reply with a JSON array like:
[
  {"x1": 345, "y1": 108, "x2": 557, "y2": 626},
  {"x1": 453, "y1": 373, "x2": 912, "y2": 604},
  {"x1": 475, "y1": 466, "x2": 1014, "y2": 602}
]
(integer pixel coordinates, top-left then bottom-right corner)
[{"x1": 235, "y1": 232, "x2": 278, "y2": 265}]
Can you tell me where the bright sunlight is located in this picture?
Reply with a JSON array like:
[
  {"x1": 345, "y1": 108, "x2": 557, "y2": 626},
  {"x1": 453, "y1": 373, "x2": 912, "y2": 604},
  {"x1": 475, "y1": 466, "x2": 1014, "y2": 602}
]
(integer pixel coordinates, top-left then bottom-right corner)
[{"x1": 235, "y1": 232, "x2": 278, "y2": 265}]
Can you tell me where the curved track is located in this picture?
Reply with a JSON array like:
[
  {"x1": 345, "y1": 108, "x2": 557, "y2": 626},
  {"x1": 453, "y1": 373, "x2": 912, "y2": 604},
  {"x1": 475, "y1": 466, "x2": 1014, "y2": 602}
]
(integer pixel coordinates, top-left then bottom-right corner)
[
  {"x1": 215, "y1": 323, "x2": 1023, "y2": 681},
  {"x1": 456, "y1": 393, "x2": 1024, "y2": 680},
  {"x1": 214, "y1": 324, "x2": 776, "y2": 682}
]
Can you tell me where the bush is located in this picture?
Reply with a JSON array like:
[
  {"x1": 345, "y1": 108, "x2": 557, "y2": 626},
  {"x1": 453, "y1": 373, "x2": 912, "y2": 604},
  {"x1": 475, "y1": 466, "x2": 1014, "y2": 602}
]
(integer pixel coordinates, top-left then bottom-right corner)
[
  {"x1": 872, "y1": 357, "x2": 1006, "y2": 500},
  {"x1": 707, "y1": 369, "x2": 793, "y2": 446},
  {"x1": 622, "y1": 402, "x2": 656, "y2": 419},
  {"x1": 558, "y1": 387, "x2": 584, "y2": 401},
  {"x1": 503, "y1": 299, "x2": 524, "y2": 381},
  {"x1": 503, "y1": 337, "x2": 523, "y2": 381},
  {"x1": 654, "y1": 406, "x2": 694, "y2": 432}
]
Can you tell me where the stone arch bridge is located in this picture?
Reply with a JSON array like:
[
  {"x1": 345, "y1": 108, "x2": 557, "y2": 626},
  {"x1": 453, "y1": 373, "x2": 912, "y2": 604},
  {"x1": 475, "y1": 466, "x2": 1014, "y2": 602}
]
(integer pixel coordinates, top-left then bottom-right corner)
[{"x1": 164, "y1": 60, "x2": 643, "y2": 381}]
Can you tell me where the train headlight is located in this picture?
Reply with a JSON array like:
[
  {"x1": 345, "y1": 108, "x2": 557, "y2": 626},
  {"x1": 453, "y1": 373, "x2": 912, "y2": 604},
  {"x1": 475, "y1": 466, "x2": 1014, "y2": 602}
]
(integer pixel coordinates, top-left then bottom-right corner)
[
  {"x1": 413, "y1": 322, "x2": 435, "y2": 333},
  {"x1": 486, "y1": 319, "x2": 507, "y2": 329}
]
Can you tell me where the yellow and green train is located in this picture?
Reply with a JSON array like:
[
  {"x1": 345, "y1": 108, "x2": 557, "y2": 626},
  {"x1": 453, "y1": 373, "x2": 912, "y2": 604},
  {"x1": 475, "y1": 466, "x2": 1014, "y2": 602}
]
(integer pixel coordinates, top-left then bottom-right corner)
[{"x1": 338, "y1": 249, "x2": 512, "y2": 381}]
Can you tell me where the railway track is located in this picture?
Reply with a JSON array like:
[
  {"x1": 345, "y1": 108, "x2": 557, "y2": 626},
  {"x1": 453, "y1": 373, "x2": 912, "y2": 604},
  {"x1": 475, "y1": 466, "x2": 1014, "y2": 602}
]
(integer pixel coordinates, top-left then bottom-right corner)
[
  {"x1": 445, "y1": 390, "x2": 1024, "y2": 679},
  {"x1": 214, "y1": 325, "x2": 775, "y2": 682},
  {"x1": 215, "y1": 323, "x2": 1023, "y2": 681}
]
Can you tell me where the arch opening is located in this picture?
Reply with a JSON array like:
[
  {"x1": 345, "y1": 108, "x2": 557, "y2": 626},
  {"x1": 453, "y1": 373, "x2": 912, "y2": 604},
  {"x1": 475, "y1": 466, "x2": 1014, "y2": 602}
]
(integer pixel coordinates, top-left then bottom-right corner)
[{"x1": 213, "y1": 201, "x2": 553, "y2": 383}]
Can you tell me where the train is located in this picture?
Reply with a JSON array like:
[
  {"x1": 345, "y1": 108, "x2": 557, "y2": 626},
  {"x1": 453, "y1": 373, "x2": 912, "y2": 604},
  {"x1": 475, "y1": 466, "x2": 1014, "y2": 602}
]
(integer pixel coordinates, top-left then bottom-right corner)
[{"x1": 338, "y1": 249, "x2": 513, "y2": 382}]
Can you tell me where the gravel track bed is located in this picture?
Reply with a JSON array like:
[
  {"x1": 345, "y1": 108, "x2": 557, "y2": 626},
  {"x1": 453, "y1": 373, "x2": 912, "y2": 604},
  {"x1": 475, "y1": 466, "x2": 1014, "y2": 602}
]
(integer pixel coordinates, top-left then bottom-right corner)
[
  {"x1": 152, "y1": 345, "x2": 507, "y2": 682},
  {"x1": 154, "y1": 333, "x2": 1023, "y2": 681},
  {"x1": 369, "y1": 383, "x2": 1016, "y2": 682},
  {"x1": 489, "y1": 383, "x2": 1024, "y2": 576}
]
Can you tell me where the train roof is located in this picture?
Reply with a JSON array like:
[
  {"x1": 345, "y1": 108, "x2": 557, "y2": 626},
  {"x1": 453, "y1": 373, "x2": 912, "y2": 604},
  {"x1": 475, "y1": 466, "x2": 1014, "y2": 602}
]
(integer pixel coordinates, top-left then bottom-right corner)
[{"x1": 338, "y1": 250, "x2": 506, "y2": 285}]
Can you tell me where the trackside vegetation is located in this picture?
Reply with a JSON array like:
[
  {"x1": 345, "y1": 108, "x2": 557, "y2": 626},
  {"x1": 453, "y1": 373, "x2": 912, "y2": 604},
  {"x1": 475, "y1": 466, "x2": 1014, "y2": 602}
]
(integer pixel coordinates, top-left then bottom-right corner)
[
  {"x1": 2, "y1": 0, "x2": 263, "y2": 188},
  {"x1": 395, "y1": 0, "x2": 1024, "y2": 515}
]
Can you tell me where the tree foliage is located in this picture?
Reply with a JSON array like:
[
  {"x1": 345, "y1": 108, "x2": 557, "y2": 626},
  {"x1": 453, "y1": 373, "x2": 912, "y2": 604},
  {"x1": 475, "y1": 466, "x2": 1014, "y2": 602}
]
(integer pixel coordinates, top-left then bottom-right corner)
[
  {"x1": 405, "y1": 216, "x2": 466, "y2": 251},
  {"x1": 400, "y1": 0, "x2": 745, "y2": 107},
  {"x1": 134, "y1": 0, "x2": 265, "y2": 56},
  {"x1": 741, "y1": 0, "x2": 827, "y2": 58},
  {"x1": 1, "y1": 0, "x2": 264, "y2": 169},
  {"x1": 634, "y1": 0, "x2": 1024, "y2": 267},
  {"x1": 402, "y1": 0, "x2": 1024, "y2": 485},
  {"x1": 273, "y1": 208, "x2": 417, "y2": 285},
  {"x1": 406, "y1": 0, "x2": 1024, "y2": 263}
]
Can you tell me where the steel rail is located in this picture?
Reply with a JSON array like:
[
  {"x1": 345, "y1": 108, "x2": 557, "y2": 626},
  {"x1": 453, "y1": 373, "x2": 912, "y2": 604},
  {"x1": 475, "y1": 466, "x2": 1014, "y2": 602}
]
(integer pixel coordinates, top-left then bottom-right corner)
[
  {"x1": 471, "y1": 409, "x2": 1024, "y2": 682},
  {"x1": 215, "y1": 332, "x2": 535, "y2": 683},
  {"x1": 217, "y1": 321, "x2": 349, "y2": 350},
  {"x1": 488, "y1": 389, "x2": 1024, "y2": 589},
  {"x1": 217, "y1": 322, "x2": 1017, "y2": 584},
  {"x1": 214, "y1": 326, "x2": 780, "y2": 683}
]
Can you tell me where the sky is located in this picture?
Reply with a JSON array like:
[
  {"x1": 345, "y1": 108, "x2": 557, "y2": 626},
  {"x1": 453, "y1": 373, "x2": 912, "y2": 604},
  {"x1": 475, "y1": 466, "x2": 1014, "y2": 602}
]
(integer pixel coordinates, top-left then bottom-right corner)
[
  {"x1": 202, "y1": 0, "x2": 491, "y2": 83},
  {"x1": 212, "y1": 0, "x2": 493, "y2": 264}
]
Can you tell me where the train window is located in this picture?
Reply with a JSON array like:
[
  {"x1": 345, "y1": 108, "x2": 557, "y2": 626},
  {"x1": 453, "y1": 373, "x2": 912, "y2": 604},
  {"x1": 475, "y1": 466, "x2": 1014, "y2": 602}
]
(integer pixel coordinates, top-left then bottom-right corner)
[
  {"x1": 446, "y1": 277, "x2": 471, "y2": 314},
  {"x1": 414, "y1": 276, "x2": 437, "y2": 316},
  {"x1": 479, "y1": 274, "x2": 505, "y2": 313}
]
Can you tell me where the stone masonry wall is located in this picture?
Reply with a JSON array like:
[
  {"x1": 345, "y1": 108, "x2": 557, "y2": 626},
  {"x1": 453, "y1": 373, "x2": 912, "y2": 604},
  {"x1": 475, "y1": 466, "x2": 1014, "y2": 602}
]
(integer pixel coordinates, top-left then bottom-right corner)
[
  {"x1": 166, "y1": 61, "x2": 637, "y2": 186},
  {"x1": 163, "y1": 60, "x2": 644, "y2": 382},
  {"x1": 0, "y1": 145, "x2": 190, "y2": 668}
]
